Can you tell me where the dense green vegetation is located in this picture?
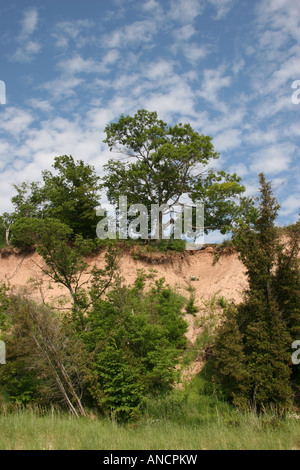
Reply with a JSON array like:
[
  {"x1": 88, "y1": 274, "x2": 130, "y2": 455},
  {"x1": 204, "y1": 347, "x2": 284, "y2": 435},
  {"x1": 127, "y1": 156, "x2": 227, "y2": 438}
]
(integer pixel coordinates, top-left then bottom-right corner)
[
  {"x1": 0, "y1": 111, "x2": 299, "y2": 449},
  {"x1": 210, "y1": 174, "x2": 300, "y2": 412},
  {"x1": 0, "y1": 375, "x2": 299, "y2": 450},
  {"x1": 0, "y1": 270, "x2": 188, "y2": 420}
]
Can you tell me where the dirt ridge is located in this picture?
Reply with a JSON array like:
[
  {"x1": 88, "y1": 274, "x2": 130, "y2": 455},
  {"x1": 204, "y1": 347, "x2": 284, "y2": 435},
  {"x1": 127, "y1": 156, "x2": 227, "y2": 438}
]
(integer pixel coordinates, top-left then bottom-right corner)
[{"x1": 0, "y1": 246, "x2": 248, "y2": 306}]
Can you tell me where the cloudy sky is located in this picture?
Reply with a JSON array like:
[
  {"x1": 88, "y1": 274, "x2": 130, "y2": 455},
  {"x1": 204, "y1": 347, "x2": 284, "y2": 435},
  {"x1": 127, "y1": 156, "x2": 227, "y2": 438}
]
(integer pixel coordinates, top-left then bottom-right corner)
[{"x1": 0, "y1": 0, "x2": 299, "y2": 229}]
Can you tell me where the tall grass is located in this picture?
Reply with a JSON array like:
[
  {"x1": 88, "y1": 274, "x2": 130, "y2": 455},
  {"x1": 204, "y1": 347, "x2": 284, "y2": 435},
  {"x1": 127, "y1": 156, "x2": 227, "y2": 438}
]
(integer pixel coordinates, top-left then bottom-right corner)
[
  {"x1": 0, "y1": 377, "x2": 299, "y2": 450},
  {"x1": 0, "y1": 407, "x2": 299, "y2": 450},
  {"x1": 0, "y1": 291, "x2": 299, "y2": 451}
]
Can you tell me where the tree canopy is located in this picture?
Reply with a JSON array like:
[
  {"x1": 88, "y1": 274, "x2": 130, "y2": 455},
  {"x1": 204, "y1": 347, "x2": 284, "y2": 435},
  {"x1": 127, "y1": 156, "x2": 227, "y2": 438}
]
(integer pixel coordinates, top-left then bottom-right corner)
[
  {"x1": 2, "y1": 155, "x2": 101, "y2": 246},
  {"x1": 103, "y1": 109, "x2": 248, "y2": 238}
]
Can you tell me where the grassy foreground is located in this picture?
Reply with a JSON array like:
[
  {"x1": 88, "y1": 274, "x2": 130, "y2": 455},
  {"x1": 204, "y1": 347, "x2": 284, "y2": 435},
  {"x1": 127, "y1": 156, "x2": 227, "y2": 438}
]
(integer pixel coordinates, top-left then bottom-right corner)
[
  {"x1": 0, "y1": 376, "x2": 299, "y2": 451},
  {"x1": 0, "y1": 411, "x2": 299, "y2": 450}
]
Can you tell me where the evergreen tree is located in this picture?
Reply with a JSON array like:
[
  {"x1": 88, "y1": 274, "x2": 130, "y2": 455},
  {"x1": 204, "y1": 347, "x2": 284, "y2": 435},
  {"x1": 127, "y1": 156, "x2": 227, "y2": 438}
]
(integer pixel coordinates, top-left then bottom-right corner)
[
  {"x1": 212, "y1": 305, "x2": 249, "y2": 409},
  {"x1": 274, "y1": 218, "x2": 300, "y2": 404},
  {"x1": 274, "y1": 219, "x2": 300, "y2": 340},
  {"x1": 212, "y1": 174, "x2": 294, "y2": 412}
]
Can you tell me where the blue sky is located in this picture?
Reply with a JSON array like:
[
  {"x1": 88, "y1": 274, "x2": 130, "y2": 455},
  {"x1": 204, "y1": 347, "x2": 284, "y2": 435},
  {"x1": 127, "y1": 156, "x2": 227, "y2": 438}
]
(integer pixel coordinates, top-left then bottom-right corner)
[{"x1": 0, "y1": 0, "x2": 299, "y2": 235}]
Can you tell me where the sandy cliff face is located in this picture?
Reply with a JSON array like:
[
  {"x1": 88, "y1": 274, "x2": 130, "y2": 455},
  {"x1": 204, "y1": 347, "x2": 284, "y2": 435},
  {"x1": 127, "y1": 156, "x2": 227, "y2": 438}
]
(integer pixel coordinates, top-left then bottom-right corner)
[
  {"x1": 0, "y1": 246, "x2": 248, "y2": 307},
  {"x1": 0, "y1": 246, "x2": 248, "y2": 382}
]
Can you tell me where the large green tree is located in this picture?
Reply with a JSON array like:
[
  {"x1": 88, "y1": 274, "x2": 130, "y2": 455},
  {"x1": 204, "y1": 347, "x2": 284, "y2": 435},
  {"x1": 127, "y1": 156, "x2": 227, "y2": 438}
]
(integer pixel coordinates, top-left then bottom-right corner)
[
  {"x1": 42, "y1": 155, "x2": 101, "y2": 239},
  {"x1": 103, "y1": 109, "x2": 247, "y2": 240},
  {"x1": 5, "y1": 155, "x2": 101, "y2": 245},
  {"x1": 212, "y1": 174, "x2": 295, "y2": 412}
]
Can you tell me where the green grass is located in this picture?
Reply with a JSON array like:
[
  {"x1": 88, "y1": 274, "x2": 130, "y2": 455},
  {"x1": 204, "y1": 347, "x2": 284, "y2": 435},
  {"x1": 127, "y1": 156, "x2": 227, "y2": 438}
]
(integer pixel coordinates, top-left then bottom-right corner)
[
  {"x1": 0, "y1": 407, "x2": 299, "y2": 450},
  {"x1": 0, "y1": 375, "x2": 299, "y2": 450}
]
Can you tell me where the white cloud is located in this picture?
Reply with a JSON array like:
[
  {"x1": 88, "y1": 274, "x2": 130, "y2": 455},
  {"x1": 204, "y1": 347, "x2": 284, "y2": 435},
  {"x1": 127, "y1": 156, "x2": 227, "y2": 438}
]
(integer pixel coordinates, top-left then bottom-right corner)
[
  {"x1": 20, "y1": 7, "x2": 39, "y2": 37},
  {"x1": 232, "y1": 59, "x2": 245, "y2": 75},
  {"x1": 202, "y1": 106, "x2": 247, "y2": 136},
  {"x1": 27, "y1": 99, "x2": 53, "y2": 113},
  {"x1": 0, "y1": 107, "x2": 34, "y2": 137},
  {"x1": 250, "y1": 0, "x2": 300, "y2": 101},
  {"x1": 42, "y1": 77, "x2": 84, "y2": 100},
  {"x1": 12, "y1": 7, "x2": 41, "y2": 62},
  {"x1": 268, "y1": 56, "x2": 300, "y2": 92},
  {"x1": 102, "y1": 19, "x2": 158, "y2": 49},
  {"x1": 229, "y1": 162, "x2": 249, "y2": 178},
  {"x1": 255, "y1": 0, "x2": 300, "y2": 43},
  {"x1": 169, "y1": 0, "x2": 204, "y2": 23},
  {"x1": 0, "y1": 114, "x2": 111, "y2": 194},
  {"x1": 13, "y1": 42, "x2": 41, "y2": 63},
  {"x1": 280, "y1": 194, "x2": 300, "y2": 216},
  {"x1": 208, "y1": 0, "x2": 236, "y2": 20},
  {"x1": 181, "y1": 44, "x2": 210, "y2": 64},
  {"x1": 102, "y1": 49, "x2": 120, "y2": 66},
  {"x1": 173, "y1": 24, "x2": 196, "y2": 42},
  {"x1": 144, "y1": 81, "x2": 197, "y2": 121},
  {"x1": 147, "y1": 59, "x2": 174, "y2": 80},
  {"x1": 250, "y1": 144, "x2": 295, "y2": 175},
  {"x1": 52, "y1": 19, "x2": 95, "y2": 49},
  {"x1": 142, "y1": 0, "x2": 161, "y2": 12},
  {"x1": 57, "y1": 54, "x2": 106, "y2": 75},
  {"x1": 197, "y1": 66, "x2": 232, "y2": 112},
  {"x1": 244, "y1": 128, "x2": 279, "y2": 146},
  {"x1": 213, "y1": 129, "x2": 242, "y2": 152}
]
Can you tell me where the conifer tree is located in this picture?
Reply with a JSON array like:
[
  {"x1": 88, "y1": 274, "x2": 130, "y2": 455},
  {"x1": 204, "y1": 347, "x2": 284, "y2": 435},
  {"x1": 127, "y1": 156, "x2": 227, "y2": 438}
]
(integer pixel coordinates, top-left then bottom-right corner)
[
  {"x1": 212, "y1": 305, "x2": 249, "y2": 409},
  {"x1": 213, "y1": 174, "x2": 294, "y2": 412},
  {"x1": 274, "y1": 218, "x2": 300, "y2": 404}
]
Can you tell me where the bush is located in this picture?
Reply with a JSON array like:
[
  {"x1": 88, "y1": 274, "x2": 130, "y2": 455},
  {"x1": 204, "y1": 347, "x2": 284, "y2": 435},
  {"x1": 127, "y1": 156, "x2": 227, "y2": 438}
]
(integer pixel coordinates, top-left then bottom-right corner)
[{"x1": 84, "y1": 275, "x2": 188, "y2": 421}]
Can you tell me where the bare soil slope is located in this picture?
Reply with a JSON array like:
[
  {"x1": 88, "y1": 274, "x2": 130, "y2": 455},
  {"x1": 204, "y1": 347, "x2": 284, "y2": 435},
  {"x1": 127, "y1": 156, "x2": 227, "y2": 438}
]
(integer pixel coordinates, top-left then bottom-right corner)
[
  {"x1": 0, "y1": 246, "x2": 249, "y2": 383},
  {"x1": 0, "y1": 245, "x2": 248, "y2": 307}
]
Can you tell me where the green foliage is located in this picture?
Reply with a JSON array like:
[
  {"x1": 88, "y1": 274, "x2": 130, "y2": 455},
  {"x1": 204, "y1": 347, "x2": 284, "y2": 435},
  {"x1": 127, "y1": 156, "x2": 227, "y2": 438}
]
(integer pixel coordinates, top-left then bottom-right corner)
[
  {"x1": 243, "y1": 305, "x2": 292, "y2": 411},
  {"x1": 103, "y1": 109, "x2": 246, "y2": 237},
  {"x1": 83, "y1": 275, "x2": 188, "y2": 421},
  {"x1": 185, "y1": 293, "x2": 199, "y2": 316},
  {"x1": 10, "y1": 216, "x2": 73, "y2": 251},
  {"x1": 274, "y1": 220, "x2": 300, "y2": 340},
  {"x1": 0, "y1": 266, "x2": 187, "y2": 421},
  {"x1": 0, "y1": 295, "x2": 93, "y2": 415},
  {"x1": 0, "y1": 217, "x2": 7, "y2": 248},
  {"x1": 0, "y1": 284, "x2": 11, "y2": 330},
  {"x1": 155, "y1": 238, "x2": 186, "y2": 252},
  {"x1": 6, "y1": 155, "x2": 101, "y2": 247},
  {"x1": 211, "y1": 174, "x2": 297, "y2": 413},
  {"x1": 190, "y1": 170, "x2": 249, "y2": 234},
  {"x1": 273, "y1": 219, "x2": 300, "y2": 403},
  {"x1": 42, "y1": 155, "x2": 101, "y2": 239},
  {"x1": 0, "y1": 360, "x2": 40, "y2": 405}
]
